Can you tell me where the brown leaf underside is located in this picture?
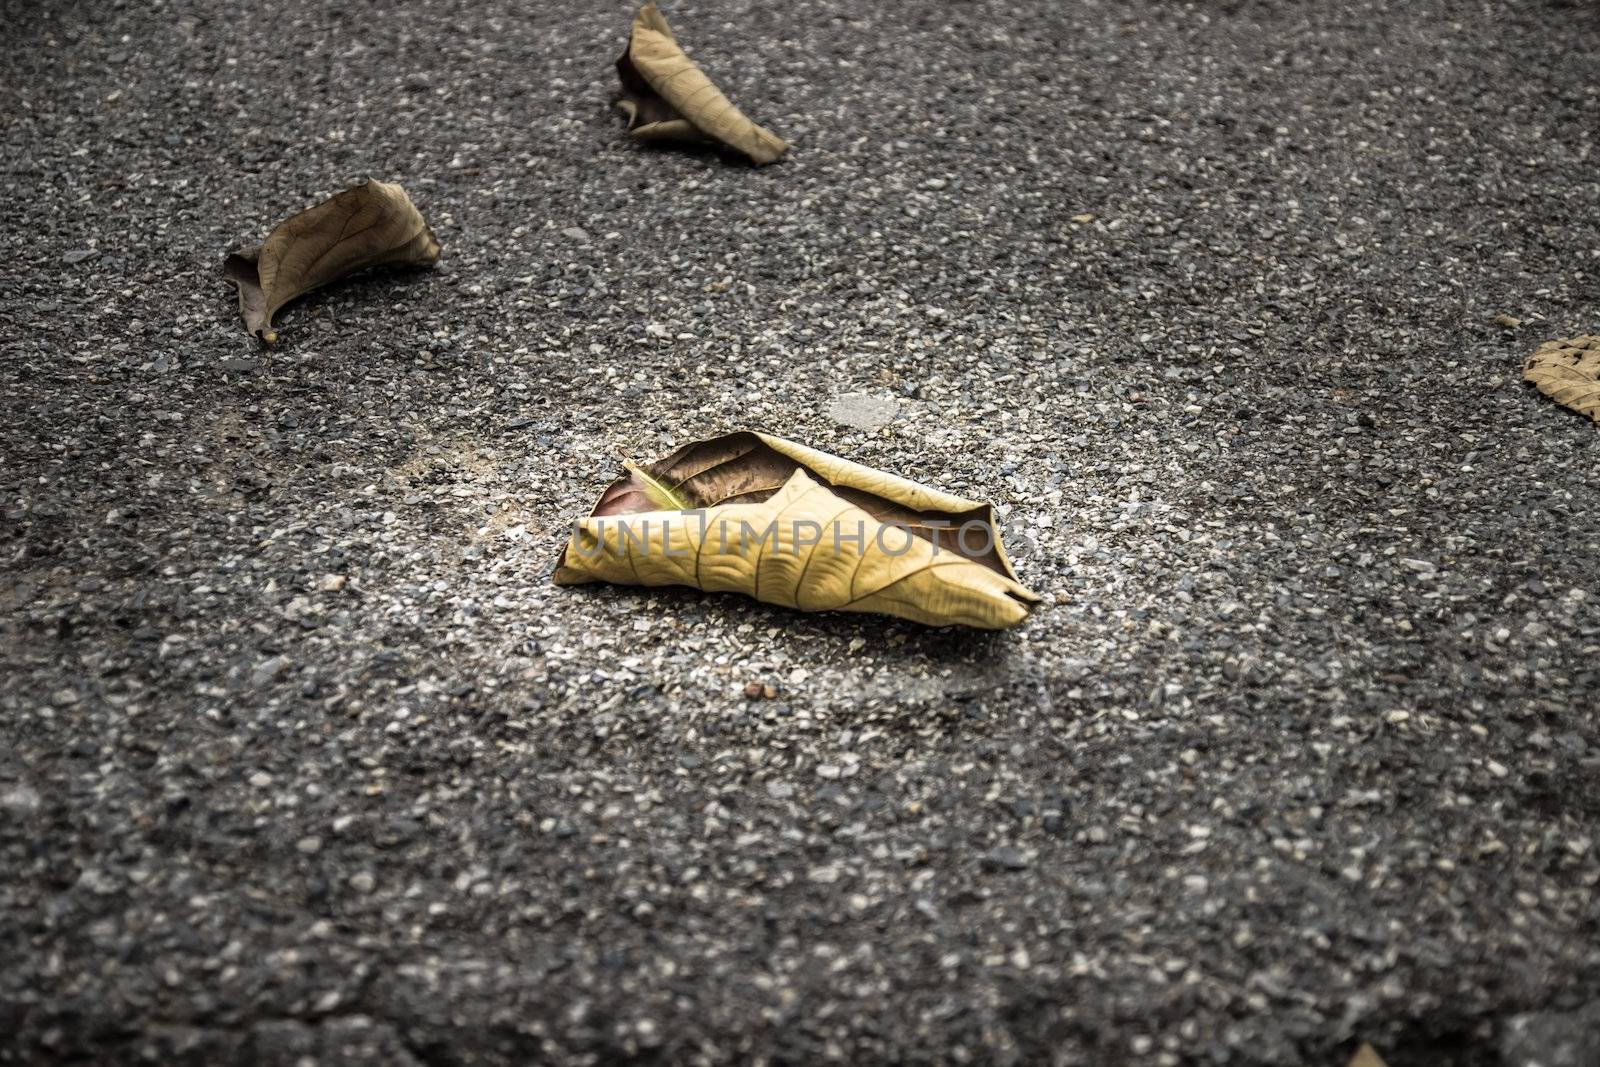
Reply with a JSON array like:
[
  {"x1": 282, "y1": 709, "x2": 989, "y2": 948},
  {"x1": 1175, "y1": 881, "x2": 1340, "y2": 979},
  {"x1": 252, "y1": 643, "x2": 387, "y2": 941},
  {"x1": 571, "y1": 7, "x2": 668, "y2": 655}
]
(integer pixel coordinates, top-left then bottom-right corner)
[{"x1": 616, "y1": 52, "x2": 691, "y2": 131}]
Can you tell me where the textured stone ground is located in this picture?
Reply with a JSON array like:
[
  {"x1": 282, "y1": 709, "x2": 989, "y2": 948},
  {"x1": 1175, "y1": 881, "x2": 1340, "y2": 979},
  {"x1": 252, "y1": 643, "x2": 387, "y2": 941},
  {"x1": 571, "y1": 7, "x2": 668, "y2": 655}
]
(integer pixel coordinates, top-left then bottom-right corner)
[{"x1": 2, "y1": 0, "x2": 1598, "y2": 1063}]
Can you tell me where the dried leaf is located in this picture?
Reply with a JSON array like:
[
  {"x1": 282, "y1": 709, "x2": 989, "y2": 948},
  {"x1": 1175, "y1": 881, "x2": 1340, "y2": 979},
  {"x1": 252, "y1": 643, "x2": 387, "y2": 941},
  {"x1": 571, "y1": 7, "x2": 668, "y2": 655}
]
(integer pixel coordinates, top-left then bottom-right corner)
[
  {"x1": 1524, "y1": 335, "x2": 1600, "y2": 423},
  {"x1": 616, "y1": 2, "x2": 788, "y2": 165},
  {"x1": 554, "y1": 431, "x2": 1040, "y2": 629},
  {"x1": 223, "y1": 179, "x2": 440, "y2": 343},
  {"x1": 1347, "y1": 1043, "x2": 1388, "y2": 1067}
]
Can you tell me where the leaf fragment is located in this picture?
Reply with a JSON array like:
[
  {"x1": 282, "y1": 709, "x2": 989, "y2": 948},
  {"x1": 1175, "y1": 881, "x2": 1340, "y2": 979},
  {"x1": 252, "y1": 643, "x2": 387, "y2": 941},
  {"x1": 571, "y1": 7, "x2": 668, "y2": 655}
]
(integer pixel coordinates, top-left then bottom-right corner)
[
  {"x1": 223, "y1": 179, "x2": 440, "y2": 343},
  {"x1": 615, "y1": 2, "x2": 788, "y2": 165},
  {"x1": 1347, "y1": 1043, "x2": 1388, "y2": 1067},
  {"x1": 554, "y1": 431, "x2": 1041, "y2": 629},
  {"x1": 1523, "y1": 335, "x2": 1600, "y2": 424}
]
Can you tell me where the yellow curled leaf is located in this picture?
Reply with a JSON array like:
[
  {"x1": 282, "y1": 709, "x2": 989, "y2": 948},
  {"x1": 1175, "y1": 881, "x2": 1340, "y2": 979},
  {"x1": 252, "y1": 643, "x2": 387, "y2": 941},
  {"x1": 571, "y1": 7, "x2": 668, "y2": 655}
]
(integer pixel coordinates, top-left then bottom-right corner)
[
  {"x1": 555, "y1": 431, "x2": 1041, "y2": 629},
  {"x1": 1524, "y1": 335, "x2": 1600, "y2": 424},
  {"x1": 223, "y1": 178, "x2": 441, "y2": 343},
  {"x1": 615, "y1": 2, "x2": 788, "y2": 165}
]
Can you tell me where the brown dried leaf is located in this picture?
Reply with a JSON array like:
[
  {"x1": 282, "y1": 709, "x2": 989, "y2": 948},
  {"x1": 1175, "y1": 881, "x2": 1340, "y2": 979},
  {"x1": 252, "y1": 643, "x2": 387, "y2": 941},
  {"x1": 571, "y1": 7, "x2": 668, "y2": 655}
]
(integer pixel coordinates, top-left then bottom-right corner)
[
  {"x1": 554, "y1": 431, "x2": 1040, "y2": 629},
  {"x1": 1524, "y1": 335, "x2": 1600, "y2": 423},
  {"x1": 223, "y1": 179, "x2": 440, "y2": 343},
  {"x1": 1347, "y1": 1043, "x2": 1388, "y2": 1067},
  {"x1": 616, "y1": 2, "x2": 788, "y2": 165}
]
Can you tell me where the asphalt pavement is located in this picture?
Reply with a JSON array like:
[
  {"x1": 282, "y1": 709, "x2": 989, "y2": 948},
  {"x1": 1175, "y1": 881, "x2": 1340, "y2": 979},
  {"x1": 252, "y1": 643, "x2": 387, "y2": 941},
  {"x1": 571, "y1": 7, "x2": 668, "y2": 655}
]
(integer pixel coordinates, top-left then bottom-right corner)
[{"x1": 2, "y1": 0, "x2": 1598, "y2": 1063}]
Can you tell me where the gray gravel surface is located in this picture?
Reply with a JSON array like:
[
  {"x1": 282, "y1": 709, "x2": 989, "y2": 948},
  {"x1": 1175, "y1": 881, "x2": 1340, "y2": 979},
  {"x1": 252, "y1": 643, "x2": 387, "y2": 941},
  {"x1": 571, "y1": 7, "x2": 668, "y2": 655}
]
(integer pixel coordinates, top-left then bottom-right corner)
[{"x1": 3, "y1": 0, "x2": 1599, "y2": 1064}]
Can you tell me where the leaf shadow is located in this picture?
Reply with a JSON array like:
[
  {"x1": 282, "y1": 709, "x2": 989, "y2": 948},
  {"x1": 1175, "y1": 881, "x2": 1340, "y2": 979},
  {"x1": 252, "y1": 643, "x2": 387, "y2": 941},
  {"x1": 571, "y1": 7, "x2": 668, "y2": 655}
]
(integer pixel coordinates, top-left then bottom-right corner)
[
  {"x1": 604, "y1": 106, "x2": 775, "y2": 170},
  {"x1": 575, "y1": 581, "x2": 1022, "y2": 663},
  {"x1": 238, "y1": 265, "x2": 441, "y2": 344},
  {"x1": 626, "y1": 138, "x2": 772, "y2": 169}
]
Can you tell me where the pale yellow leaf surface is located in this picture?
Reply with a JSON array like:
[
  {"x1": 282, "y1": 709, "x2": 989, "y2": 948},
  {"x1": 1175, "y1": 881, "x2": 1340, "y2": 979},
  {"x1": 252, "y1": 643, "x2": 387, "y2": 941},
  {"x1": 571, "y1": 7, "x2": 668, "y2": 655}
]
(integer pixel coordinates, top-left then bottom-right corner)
[
  {"x1": 223, "y1": 179, "x2": 440, "y2": 343},
  {"x1": 1524, "y1": 335, "x2": 1600, "y2": 423},
  {"x1": 615, "y1": 2, "x2": 788, "y2": 165},
  {"x1": 554, "y1": 431, "x2": 1040, "y2": 629}
]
